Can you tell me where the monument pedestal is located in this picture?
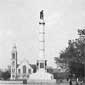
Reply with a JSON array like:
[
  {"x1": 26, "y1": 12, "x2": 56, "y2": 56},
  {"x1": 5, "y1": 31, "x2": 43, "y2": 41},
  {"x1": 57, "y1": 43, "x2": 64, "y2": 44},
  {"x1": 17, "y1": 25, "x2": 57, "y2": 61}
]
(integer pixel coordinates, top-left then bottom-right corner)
[
  {"x1": 29, "y1": 59, "x2": 53, "y2": 80},
  {"x1": 29, "y1": 69, "x2": 53, "y2": 80}
]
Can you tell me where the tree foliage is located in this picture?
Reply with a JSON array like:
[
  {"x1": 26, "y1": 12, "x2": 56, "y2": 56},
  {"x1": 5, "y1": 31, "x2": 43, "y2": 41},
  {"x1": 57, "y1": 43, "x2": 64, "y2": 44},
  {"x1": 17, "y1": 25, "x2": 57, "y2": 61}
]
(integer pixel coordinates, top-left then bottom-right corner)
[
  {"x1": 2, "y1": 71, "x2": 11, "y2": 80},
  {"x1": 54, "y1": 57, "x2": 69, "y2": 73},
  {"x1": 56, "y1": 36, "x2": 85, "y2": 78},
  {"x1": 60, "y1": 39, "x2": 85, "y2": 63}
]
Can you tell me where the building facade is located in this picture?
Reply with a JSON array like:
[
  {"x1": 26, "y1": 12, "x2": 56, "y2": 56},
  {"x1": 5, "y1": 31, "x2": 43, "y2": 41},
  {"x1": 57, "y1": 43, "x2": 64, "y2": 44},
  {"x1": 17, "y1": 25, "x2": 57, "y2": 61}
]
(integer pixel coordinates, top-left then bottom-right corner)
[
  {"x1": 11, "y1": 45, "x2": 33, "y2": 80},
  {"x1": 17, "y1": 59, "x2": 33, "y2": 79}
]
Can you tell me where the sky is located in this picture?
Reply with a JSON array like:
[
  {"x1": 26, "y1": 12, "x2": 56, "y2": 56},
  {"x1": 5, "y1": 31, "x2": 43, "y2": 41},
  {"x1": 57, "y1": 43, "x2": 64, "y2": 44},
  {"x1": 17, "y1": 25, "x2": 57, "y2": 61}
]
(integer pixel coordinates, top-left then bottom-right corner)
[{"x1": 0, "y1": 0, "x2": 85, "y2": 69}]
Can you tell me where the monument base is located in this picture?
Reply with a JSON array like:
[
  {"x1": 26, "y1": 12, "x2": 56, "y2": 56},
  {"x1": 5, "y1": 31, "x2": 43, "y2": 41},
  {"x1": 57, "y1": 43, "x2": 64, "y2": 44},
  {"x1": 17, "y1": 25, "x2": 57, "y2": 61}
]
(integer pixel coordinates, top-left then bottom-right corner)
[{"x1": 29, "y1": 69, "x2": 53, "y2": 80}]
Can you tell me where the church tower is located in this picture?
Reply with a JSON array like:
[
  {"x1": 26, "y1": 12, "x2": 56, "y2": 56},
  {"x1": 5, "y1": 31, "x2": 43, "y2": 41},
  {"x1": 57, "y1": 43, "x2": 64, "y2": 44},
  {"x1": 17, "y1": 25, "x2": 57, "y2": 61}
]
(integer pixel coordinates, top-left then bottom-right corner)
[{"x1": 11, "y1": 45, "x2": 17, "y2": 80}]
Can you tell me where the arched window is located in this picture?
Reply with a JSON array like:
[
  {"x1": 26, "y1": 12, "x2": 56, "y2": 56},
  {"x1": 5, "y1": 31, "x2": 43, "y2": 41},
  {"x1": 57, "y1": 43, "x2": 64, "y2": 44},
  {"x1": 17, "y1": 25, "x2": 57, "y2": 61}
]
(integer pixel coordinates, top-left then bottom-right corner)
[
  {"x1": 12, "y1": 61, "x2": 15, "y2": 66},
  {"x1": 23, "y1": 65, "x2": 26, "y2": 73},
  {"x1": 18, "y1": 69, "x2": 20, "y2": 74},
  {"x1": 12, "y1": 53, "x2": 15, "y2": 59},
  {"x1": 12, "y1": 75, "x2": 15, "y2": 78},
  {"x1": 28, "y1": 69, "x2": 31, "y2": 74},
  {"x1": 12, "y1": 69, "x2": 15, "y2": 73}
]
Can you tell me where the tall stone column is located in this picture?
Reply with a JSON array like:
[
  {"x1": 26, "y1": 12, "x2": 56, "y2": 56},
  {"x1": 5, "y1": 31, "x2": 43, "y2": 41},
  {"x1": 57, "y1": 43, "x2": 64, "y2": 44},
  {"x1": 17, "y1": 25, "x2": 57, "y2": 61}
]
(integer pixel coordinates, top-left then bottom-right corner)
[{"x1": 37, "y1": 10, "x2": 47, "y2": 70}]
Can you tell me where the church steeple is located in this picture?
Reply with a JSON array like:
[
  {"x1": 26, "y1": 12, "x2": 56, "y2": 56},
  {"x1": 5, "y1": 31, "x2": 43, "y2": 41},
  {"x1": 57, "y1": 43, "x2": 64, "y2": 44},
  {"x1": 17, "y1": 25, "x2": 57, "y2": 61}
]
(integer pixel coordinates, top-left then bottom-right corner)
[{"x1": 11, "y1": 44, "x2": 17, "y2": 80}]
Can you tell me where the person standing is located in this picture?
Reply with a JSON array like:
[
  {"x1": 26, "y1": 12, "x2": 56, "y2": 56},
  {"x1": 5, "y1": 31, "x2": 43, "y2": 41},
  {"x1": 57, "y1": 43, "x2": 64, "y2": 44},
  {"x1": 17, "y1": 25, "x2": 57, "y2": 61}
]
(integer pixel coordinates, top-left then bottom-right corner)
[
  {"x1": 69, "y1": 79, "x2": 72, "y2": 85},
  {"x1": 76, "y1": 78, "x2": 79, "y2": 85}
]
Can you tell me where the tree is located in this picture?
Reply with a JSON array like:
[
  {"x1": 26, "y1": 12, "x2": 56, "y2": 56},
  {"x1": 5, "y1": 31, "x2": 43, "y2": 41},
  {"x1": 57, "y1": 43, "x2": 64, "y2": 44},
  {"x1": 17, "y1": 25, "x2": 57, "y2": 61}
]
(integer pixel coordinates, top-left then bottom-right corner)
[
  {"x1": 58, "y1": 38, "x2": 85, "y2": 78},
  {"x1": 2, "y1": 71, "x2": 11, "y2": 80},
  {"x1": 54, "y1": 29, "x2": 85, "y2": 78},
  {"x1": 54, "y1": 57, "x2": 69, "y2": 72}
]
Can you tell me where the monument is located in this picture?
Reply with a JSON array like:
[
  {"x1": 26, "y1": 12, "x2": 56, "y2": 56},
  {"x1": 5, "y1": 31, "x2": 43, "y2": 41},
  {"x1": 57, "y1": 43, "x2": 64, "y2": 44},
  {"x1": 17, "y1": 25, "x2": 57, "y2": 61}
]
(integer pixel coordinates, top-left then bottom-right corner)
[{"x1": 29, "y1": 10, "x2": 53, "y2": 80}]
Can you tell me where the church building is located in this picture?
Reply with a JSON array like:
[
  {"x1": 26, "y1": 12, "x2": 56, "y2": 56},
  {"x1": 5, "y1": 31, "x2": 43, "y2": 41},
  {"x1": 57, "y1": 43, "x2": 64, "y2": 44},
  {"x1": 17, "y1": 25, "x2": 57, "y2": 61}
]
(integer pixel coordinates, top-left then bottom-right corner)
[{"x1": 11, "y1": 45, "x2": 34, "y2": 80}]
